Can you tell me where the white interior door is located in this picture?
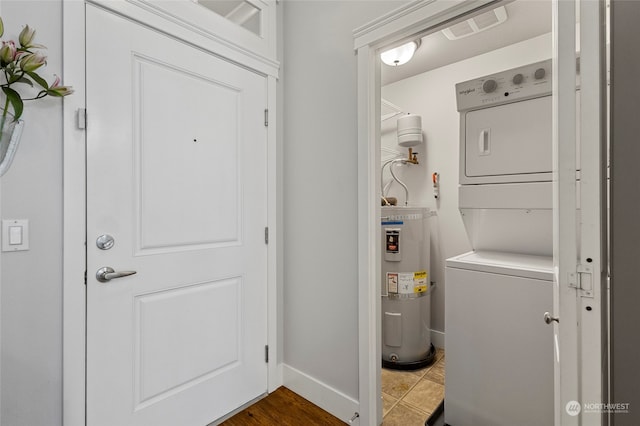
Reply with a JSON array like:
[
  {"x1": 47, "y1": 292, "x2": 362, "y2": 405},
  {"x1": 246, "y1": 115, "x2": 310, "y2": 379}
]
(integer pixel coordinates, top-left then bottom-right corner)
[{"x1": 85, "y1": 4, "x2": 268, "y2": 425}]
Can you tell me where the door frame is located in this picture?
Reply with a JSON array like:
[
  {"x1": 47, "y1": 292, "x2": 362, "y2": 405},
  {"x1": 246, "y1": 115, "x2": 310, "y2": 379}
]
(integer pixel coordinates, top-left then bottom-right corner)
[
  {"x1": 62, "y1": 2, "x2": 281, "y2": 425},
  {"x1": 553, "y1": 1, "x2": 608, "y2": 424},
  {"x1": 353, "y1": 0, "x2": 607, "y2": 424}
]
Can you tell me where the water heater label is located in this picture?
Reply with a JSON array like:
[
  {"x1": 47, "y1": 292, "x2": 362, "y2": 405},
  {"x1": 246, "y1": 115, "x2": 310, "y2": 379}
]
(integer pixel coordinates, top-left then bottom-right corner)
[
  {"x1": 386, "y1": 270, "x2": 429, "y2": 294},
  {"x1": 385, "y1": 229, "x2": 400, "y2": 253},
  {"x1": 398, "y1": 273, "x2": 413, "y2": 293},
  {"x1": 384, "y1": 228, "x2": 402, "y2": 262}
]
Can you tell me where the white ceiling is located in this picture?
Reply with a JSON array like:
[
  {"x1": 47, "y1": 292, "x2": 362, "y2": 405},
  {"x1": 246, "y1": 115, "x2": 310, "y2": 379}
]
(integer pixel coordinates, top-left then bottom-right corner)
[{"x1": 381, "y1": 1, "x2": 552, "y2": 86}]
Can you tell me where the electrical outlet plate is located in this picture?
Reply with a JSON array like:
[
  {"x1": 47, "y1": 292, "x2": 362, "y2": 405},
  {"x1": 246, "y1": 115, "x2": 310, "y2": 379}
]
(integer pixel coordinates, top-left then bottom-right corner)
[{"x1": 2, "y1": 219, "x2": 29, "y2": 252}]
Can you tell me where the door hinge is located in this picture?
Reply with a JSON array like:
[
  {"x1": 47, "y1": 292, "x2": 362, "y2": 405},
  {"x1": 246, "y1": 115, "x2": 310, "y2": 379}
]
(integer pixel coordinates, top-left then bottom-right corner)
[
  {"x1": 77, "y1": 108, "x2": 87, "y2": 130},
  {"x1": 265, "y1": 345, "x2": 269, "y2": 363},
  {"x1": 264, "y1": 227, "x2": 269, "y2": 244},
  {"x1": 84, "y1": 270, "x2": 87, "y2": 285},
  {"x1": 264, "y1": 109, "x2": 269, "y2": 127}
]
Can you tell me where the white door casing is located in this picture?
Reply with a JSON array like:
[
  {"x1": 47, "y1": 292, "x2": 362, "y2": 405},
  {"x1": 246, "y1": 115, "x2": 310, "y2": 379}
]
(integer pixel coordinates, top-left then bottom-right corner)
[
  {"x1": 85, "y1": 4, "x2": 268, "y2": 425},
  {"x1": 354, "y1": 0, "x2": 608, "y2": 424}
]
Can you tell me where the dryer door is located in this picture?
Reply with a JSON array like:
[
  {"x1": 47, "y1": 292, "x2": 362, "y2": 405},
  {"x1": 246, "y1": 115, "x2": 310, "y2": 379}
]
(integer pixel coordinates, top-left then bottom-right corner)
[{"x1": 464, "y1": 95, "x2": 552, "y2": 179}]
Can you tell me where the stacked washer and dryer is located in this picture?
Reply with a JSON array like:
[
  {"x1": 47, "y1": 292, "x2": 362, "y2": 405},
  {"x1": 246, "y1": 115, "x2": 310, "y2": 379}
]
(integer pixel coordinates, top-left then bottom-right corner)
[{"x1": 445, "y1": 60, "x2": 555, "y2": 426}]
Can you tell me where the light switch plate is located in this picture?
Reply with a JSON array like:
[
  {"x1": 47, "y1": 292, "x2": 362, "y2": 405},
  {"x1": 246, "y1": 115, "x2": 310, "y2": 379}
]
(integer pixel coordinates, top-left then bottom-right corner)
[{"x1": 2, "y1": 219, "x2": 29, "y2": 252}]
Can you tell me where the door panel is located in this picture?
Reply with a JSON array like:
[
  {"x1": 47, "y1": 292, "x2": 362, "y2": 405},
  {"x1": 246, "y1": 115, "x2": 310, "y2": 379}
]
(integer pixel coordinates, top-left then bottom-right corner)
[
  {"x1": 86, "y1": 4, "x2": 267, "y2": 425},
  {"x1": 133, "y1": 55, "x2": 242, "y2": 252},
  {"x1": 134, "y1": 277, "x2": 242, "y2": 408}
]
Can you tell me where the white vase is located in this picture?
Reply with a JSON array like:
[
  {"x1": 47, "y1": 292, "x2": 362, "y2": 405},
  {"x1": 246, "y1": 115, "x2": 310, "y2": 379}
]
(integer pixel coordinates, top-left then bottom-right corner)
[{"x1": 0, "y1": 114, "x2": 24, "y2": 177}]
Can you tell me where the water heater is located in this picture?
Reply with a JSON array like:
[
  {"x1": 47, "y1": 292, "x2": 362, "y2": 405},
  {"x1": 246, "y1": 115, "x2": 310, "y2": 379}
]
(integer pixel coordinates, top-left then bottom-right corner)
[{"x1": 381, "y1": 206, "x2": 434, "y2": 369}]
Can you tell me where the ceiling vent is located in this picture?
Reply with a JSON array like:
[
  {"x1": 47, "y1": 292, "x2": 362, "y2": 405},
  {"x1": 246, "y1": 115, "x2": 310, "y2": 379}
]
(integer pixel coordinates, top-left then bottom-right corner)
[{"x1": 442, "y1": 6, "x2": 508, "y2": 40}]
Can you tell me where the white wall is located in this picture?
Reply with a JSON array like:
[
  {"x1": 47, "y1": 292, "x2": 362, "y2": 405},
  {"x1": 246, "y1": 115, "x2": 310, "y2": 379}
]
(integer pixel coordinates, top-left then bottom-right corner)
[
  {"x1": 0, "y1": 1, "x2": 64, "y2": 425},
  {"x1": 281, "y1": 0, "x2": 406, "y2": 415},
  {"x1": 381, "y1": 33, "x2": 552, "y2": 335}
]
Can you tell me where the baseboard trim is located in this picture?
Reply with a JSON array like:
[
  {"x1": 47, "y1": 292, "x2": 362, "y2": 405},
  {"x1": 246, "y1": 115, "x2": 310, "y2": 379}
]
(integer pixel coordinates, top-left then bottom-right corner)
[
  {"x1": 282, "y1": 364, "x2": 359, "y2": 423},
  {"x1": 431, "y1": 329, "x2": 445, "y2": 350}
]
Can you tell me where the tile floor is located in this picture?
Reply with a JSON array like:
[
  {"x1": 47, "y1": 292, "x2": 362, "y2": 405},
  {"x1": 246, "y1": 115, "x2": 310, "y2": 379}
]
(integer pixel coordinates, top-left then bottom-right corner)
[{"x1": 382, "y1": 347, "x2": 445, "y2": 426}]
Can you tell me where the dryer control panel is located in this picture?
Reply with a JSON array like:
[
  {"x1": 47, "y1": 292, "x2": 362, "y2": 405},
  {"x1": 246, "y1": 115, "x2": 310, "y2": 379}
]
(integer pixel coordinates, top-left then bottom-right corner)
[{"x1": 456, "y1": 59, "x2": 552, "y2": 112}]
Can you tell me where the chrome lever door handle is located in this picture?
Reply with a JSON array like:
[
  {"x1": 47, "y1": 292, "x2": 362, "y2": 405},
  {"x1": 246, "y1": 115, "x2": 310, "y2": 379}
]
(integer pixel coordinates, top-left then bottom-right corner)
[
  {"x1": 543, "y1": 312, "x2": 559, "y2": 324},
  {"x1": 96, "y1": 266, "x2": 137, "y2": 283}
]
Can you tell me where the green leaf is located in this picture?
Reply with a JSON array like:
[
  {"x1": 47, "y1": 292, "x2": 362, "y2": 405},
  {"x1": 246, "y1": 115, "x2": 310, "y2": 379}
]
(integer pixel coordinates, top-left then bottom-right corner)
[
  {"x1": 16, "y1": 77, "x2": 33, "y2": 87},
  {"x1": 2, "y1": 87, "x2": 24, "y2": 120},
  {"x1": 8, "y1": 73, "x2": 23, "y2": 84},
  {"x1": 0, "y1": 17, "x2": 4, "y2": 38},
  {"x1": 26, "y1": 71, "x2": 48, "y2": 90}
]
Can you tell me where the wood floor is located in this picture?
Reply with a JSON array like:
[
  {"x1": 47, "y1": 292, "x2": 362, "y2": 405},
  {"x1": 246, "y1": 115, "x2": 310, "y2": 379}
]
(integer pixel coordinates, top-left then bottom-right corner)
[{"x1": 220, "y1": 387, "x2": 345, "y2": 426}]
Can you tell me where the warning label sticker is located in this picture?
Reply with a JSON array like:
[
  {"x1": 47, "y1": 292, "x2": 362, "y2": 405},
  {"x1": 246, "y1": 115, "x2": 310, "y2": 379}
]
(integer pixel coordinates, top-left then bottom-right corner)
[
  {"x1": 413, "y1": 270, "x2": 428, "y2": 293},
  {"x1": 387, "y1": 273, "x2": 398, "y2": 294}
]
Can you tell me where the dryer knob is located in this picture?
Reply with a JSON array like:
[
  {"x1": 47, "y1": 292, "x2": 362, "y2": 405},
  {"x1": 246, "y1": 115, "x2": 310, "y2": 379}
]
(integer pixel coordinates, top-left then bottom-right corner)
[
  {"x1": 512, "y1": 73, "x2": 524, "y2": 85},
  {"x1": 482, "y1": 79, "x2": 498, "y2": 93},
  {"x1": 534, "y1": 68, "x2": 546, "y2": 80}
]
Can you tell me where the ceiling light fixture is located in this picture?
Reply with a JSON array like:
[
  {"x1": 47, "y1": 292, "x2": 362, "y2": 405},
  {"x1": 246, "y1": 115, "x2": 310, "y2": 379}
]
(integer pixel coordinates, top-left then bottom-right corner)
[{"x1": 380, "y1": 40, "x2": 421, "y2": 67}]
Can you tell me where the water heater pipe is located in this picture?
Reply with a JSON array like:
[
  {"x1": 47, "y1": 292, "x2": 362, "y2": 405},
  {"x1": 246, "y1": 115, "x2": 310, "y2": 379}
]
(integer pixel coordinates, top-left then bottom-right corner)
[
  {"x1": 381, "y1": 159, "x2": 399, "y2": 206},
  {"x1": 381, "y1": 158, "x2": 411, "y2": 206}
]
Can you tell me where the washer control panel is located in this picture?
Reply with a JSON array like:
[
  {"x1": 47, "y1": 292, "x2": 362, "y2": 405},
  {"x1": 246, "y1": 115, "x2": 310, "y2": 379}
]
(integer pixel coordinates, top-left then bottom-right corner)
[{"x1": 456, "y1": 59, "x2": 552, "y2": 112}]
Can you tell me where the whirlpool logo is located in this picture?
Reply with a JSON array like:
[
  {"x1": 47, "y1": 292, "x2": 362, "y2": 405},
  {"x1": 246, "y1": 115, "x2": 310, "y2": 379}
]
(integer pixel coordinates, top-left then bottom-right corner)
[
  {"x1": 458, "y1": 88, "x2": 475, "y2": 95},
  {"x1": 566, "y1": 400, "x2": 582, "y2": 416}
]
